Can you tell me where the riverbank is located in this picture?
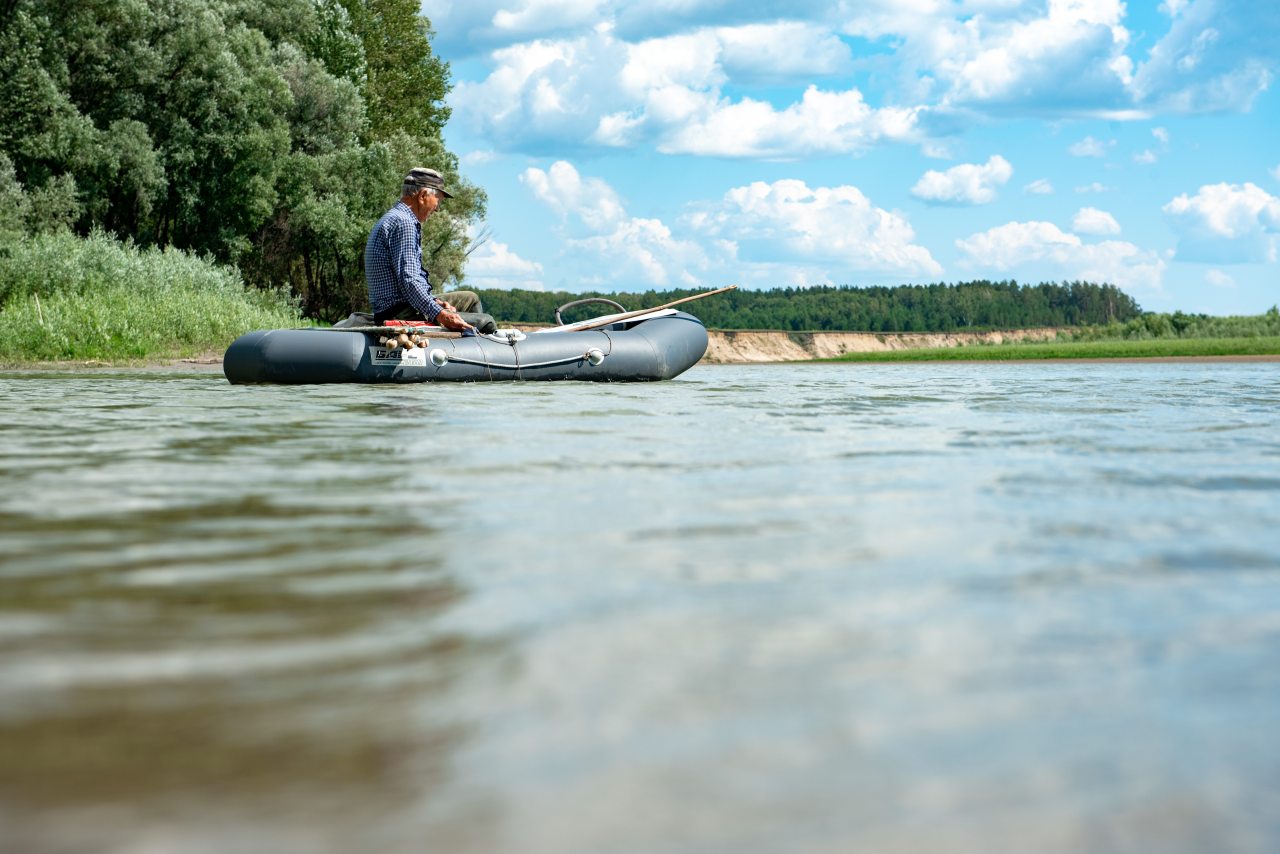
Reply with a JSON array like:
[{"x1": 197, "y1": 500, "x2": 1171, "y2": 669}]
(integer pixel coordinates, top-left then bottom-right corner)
[
  {"x1": 703, "y1": 327, "x2": 1061, "y2": 363},
  {"x1": 1, "y1": 325, "x2": 1060, "y2": 368},
  {"x1": 705, "y1": 329, "x2": 1280, "y2": 363},
  {"x1": 826, "y1": 334, "x2": 1280, "y2": 362},
  {"x1": 6, "y1": 342, "x2": 1279, "y2": 373}
]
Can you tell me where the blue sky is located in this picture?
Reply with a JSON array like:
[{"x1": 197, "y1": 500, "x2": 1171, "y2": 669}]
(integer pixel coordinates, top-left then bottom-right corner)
[{"x1": 425, "y1": 0, "x2": 1279, "y2": 315}]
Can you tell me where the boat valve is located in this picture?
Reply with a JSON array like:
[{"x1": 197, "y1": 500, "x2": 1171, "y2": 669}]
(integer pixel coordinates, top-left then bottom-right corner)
[
  {"x1": 585, "y1": 347, "x2": 605, "y2": 366},
  {"x1": 429, "y1": 348, "x2": 449, "y2": 367}
]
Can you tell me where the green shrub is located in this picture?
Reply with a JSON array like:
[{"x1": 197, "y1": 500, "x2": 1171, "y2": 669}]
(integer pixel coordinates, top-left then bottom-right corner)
[
  {"x1": 0, "y1": 232, "x2": 302, "y2": 362},
  {"x1": 1066, "y1": 308, "x2": 1280, "y2": 343},
  {"x1": 833, "y1": 336, "x2": 1280, "y2": 362}
]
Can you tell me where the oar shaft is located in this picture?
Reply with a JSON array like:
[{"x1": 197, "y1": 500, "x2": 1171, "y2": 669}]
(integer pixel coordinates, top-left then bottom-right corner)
[
  {"x1": 571, "y1": 285, "x2": 738, "y2": 331},
  {"x1": 313, "y1": 326, "x2": 463, "y2": 338}
]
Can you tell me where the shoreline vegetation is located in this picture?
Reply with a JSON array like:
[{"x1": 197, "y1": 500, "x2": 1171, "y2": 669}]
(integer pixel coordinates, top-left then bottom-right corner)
[
  {"x1": 2, "y1": 234, "x2": 1279, "y2": 368},
  {"x1": 827, "y1": 336, "x2": 1280, "y2": 363},
  {"x1": 705, "y1": 329, "x2": 1280, "y2": 364},
  {"x1": 0, "y1": 232, "x2": 303, "y2": 365}
]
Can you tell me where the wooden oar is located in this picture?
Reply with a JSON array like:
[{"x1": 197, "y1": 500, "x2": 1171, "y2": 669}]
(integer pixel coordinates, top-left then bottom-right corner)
[{"x1": 550, "y1": 285, "x2": 739, "y2": 332}]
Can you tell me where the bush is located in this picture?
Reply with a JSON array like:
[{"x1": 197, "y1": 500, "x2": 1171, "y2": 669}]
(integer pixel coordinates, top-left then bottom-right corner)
[{"x1": 0, "y1": 232, "x2": 302, "y2": 362}]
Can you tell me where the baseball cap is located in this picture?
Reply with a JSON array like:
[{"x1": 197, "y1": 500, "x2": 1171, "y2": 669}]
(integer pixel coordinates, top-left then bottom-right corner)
[{"x1": 403, "y1": 167, "x2": 454, "y2": 198}]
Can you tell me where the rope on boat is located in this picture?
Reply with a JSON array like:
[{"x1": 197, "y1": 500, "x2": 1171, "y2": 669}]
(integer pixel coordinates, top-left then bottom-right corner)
[
  {"x1": 433, "y1": 347, "x2": 607, "y2": 370},
  {"x1": 313, "y1": 319, "x2": 620, "y2": 367}
]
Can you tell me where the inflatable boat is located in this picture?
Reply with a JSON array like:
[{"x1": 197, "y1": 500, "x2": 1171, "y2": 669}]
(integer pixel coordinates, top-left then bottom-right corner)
[{"x1": 222, "y1": 303, "x2": 709, "y2": 384}]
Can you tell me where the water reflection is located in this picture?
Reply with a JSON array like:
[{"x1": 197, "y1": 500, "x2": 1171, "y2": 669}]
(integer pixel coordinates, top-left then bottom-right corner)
[
  {"x1": 1, "y1": 364, "x2": 1279, "y2": 853},
  {"x1": 0, "y1": 529, "x2": 483, "y2": 851},
  {"x1": 0, "y1": 373, "x2": 492, "y2": 851}
]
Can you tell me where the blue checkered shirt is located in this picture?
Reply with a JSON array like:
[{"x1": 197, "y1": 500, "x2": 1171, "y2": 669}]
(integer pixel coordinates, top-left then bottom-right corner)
[{"x1": 365, "y1": 202, "x2": 443, "y2": 321}]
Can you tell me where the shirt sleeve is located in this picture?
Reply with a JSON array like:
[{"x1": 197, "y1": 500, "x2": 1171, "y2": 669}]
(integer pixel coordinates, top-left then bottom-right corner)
[{"x1": 388, "y1": 216, "x2": 444, "y2": 322}]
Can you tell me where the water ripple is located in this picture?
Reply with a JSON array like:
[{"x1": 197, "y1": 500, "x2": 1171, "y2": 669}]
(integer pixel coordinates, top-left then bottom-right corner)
[{"x1": 1, "y1": 363, "x2": 1278, "y2": 853}]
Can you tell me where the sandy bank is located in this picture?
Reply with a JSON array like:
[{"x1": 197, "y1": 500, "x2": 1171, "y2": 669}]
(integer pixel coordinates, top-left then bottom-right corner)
[{"x1": 704, "y1": 328, "x2": 1062, "y2": 363}]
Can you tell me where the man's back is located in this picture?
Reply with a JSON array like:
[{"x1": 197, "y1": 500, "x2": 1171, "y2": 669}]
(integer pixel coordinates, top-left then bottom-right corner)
[{"x1": 365, "y1": 202, "x2": 419, "y2": 316}]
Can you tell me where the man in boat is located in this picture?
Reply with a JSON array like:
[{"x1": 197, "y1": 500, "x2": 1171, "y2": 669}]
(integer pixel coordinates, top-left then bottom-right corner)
[{"x1": 364, "y1": 167, "x2": 496, "y2": 334}]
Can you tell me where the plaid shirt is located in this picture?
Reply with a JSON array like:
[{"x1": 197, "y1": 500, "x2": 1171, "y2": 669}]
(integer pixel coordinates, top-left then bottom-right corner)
[{"x1": 365, "y1": 202, "x2": 443, "y2": 321}]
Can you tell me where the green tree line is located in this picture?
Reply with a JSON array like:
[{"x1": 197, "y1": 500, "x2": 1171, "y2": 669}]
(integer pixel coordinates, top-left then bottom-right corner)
[
  {"x1": 0, "y1": 0, "x2": 481, "y2": 323},
  {"x1": 479, "y1": 280, "x2": 1144, "y2": 332}
]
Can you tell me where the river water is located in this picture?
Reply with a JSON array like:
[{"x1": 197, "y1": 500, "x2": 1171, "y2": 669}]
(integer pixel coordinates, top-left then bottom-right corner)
[{"x1": 1, "y1": 362, "x2": 1278, "y2": 853}]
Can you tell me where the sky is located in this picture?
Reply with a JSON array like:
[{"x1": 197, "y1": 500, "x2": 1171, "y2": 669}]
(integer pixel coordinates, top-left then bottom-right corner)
[{"x1": 424, "y1": 0, "x2": 1279, "y2": 315}]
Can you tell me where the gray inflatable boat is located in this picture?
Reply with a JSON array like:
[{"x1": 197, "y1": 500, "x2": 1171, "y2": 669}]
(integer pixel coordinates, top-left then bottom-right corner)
[{"x1": 223, "y1": 307, "x2": 708, "y2": 384}]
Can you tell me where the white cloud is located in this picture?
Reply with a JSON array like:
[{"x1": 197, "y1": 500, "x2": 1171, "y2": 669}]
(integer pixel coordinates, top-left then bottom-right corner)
[
  {"x1": 461, "y1": 150, "x2": 499, "y2": 167},
  {"x1": 463, "y1": 237, "x2": 546, "y2": 290},
  {"x1": 926, "y1": 0, "x2": 1135, "y2": 112},
  {"x1": 618, "y1": 30, "x2": 724, "y2": 94},
  {"x1": 453, "y1": 34, "x2": 630, "y2": 153},
  {"x1": 1025, "y1": 178, "x2": 1054, "y2": 195},
  {"x1": 1176, "y1": 27, "x2": 1220, "y2": 73},
  {"x1": 653, "y1": 85, "x2": 919, "y2": 158},
  {"x1": 1163, "y1": 181, "x2": 1280, "y2": 262},
  {"x1": 490, "y1": 0, "x2": 606, "y2": 36},
  {"x1": 1206, "y1": 269, "x2": 1236, "y2": 288},
  {"x1": 1076, "y1": 182, "x2": 1110, "y2": 193},
  {"x1": 1270, "y1": 164, "x2": 1280, "y2": 181},
  {"x1": 956, "y1": 219, "x2": 1165, "y2": 291},
  {"x1": 456, "y1": 27, "x2": 915, "y2": 158},
  {"x1": 521, "y1": 161, "x2": 711, "y2": 287},
  {"x1": 1135, "y1": 125, "x2": 1170, "y2": 163},
  {"x1": 1069, "y1": 135, "x2": 1110, "y2": 157},
  {"x1": 715, "y1": 21, "x2": 853, "y2": 80},
  {"x1": 570, "y1": 217, "x2": 713, "y2": 287},
  {"x1": 1131, "y1": 0, "x2": 1277, "y2": 113},
  {"x1": 1073, "y1": 207, "x2": 1122, "y2": 235},
  {"x1": 688, "y1": 178, "x2": 942, "y2": 277},
  {"x1": 895, "y1": 0, "x2": 1277, "y2": 119},
  {"x1": 445, "y1": 0, "x2": 1280, "y2": 159},
  {"x1": 421, "y1": 0, "x2": 607, "y2": 56},
  {"x1": 910, "y1": 155, "x2": 1012, "y2": 205},
  {"x1": 838, "y1": 0, "x2": 1277, "y2": 121},
  {"x1": 521, "y1": 160, "x2": 628, "y2": 234},
  {"x1": 957, "y1": 220, "x2": 1080, "y2": 268},
  {"x1": 519, "y1": 163, "x2": 944, "y2": 289},
  {"x1": 613, "y1": 0, "x2": 836, "y2": 42}
]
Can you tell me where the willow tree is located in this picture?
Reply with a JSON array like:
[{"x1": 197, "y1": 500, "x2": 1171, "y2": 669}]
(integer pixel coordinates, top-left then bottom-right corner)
[
  {"x1": 0, "y1": 0, "x2": 486, "y2": 322},
  {"x1": 244, "y1": 0, "x2": 485, "y2": 320}
]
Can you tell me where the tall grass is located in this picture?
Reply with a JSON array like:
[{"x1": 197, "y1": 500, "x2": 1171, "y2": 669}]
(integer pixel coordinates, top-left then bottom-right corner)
[{"x1": 0, "y1": 232, "x2": 303, "y2": 362}]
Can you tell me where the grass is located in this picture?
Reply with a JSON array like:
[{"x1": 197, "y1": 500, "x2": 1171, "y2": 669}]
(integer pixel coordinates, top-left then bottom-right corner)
[
  {"x1": 0, "y1": 231, "x2": 303, "y2": 364},
  {"x1": 828, "y1": 335, "x2": 1280, "y2": 362}
]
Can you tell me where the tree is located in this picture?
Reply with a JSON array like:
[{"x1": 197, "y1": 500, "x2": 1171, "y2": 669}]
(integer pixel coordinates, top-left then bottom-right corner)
[
  {"x1": 0, "y1": 0, "x2": 486, "y2": 321},
  {"x1": 337, "y1": 0, "x2": 451, "y2": 142},
  {"x1": 476, "y1": 281, "x2": 1145, "y2": 331}
]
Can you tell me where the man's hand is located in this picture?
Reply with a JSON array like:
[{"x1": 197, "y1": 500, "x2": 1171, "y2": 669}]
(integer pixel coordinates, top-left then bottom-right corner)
[{"x1": 435, "y1": 308, "x2": 475, "y2": 333}]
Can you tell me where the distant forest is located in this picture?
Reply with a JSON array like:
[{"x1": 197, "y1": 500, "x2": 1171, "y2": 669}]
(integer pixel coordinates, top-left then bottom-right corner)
[{"x1": 477, "y1": 280, "x2": 1143, "y2": 332}]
